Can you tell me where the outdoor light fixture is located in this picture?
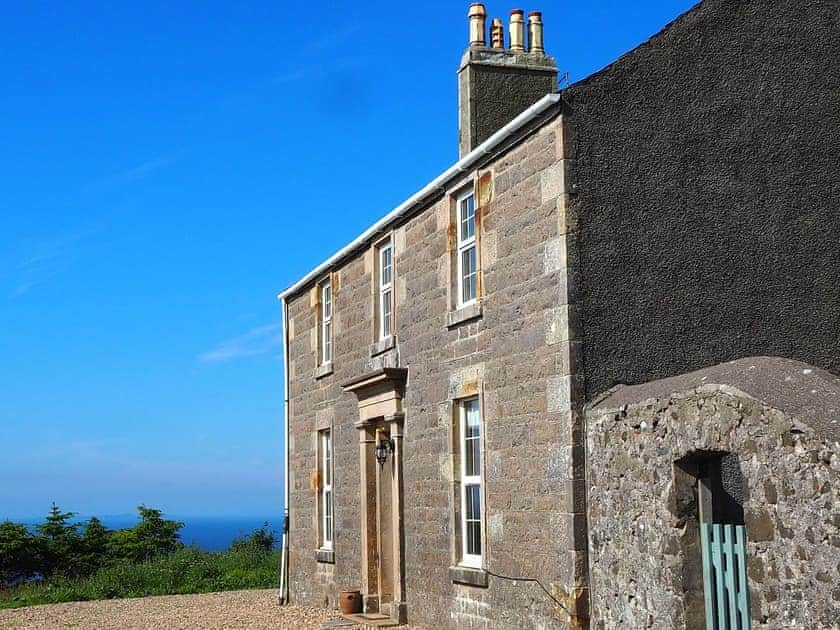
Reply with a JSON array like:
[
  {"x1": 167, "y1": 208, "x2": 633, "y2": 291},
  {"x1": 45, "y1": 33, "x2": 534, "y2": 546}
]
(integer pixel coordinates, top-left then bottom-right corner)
[{"x1": 375, "y1": 436, "x2": 394, "y2": 469}]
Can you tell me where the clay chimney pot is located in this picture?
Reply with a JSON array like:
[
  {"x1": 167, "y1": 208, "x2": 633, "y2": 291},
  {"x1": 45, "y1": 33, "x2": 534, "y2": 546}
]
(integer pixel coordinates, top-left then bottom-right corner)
[
  {"x1": 468, "y1": 3, "x2": 487, "y2": 47},
  {"x1": 509, "y1": 9, "x2": 525, "y2": 52}
]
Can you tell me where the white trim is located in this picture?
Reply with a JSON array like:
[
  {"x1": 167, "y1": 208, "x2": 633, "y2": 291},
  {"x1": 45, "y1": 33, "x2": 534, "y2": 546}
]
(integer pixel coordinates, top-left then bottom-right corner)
[
  {"x1": 456, "y1": 189, "x2": 477, "y2": 307},
  {"x1": 277, "y1": 93, "x2": 563, "y2": 301},
  {"x1": 378, "y1": 239, "x2": 393, "y2": 340},
  {"x1": 320, "y1": 429, "x2": 333, "y2": 551},
  {"x1": 459, "y1": 398, "x2": 482, "y2": 568},
  {"x1": 320, "y1": 279, "x2": 332, "y2": 365}
]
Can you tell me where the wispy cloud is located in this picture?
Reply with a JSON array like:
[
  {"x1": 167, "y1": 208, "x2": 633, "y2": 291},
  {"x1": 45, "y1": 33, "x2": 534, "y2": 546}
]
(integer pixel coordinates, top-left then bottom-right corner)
[
  {"x1": 4, "y1": 230, "x2": 92, "y2": 298},
  {"x1": 199, "y1": 323, "x2": 282, "y2": 363},
  {"x1": 268, "y1": 24, "x2": 362, "y2": 87},
  {"x1": 112, "y1": 155, "x2": 178, "y2": 184},
  {"x1": 93, "y1": 153, "x2": 181, "y2": 191}
]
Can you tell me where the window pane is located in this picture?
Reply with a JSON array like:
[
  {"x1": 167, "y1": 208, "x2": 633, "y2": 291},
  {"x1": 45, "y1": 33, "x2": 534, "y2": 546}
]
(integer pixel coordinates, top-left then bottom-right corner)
[
  {"x1": 465, "y1": 399, "x2": 480, "y2": 433},
  {"x1": 466, "y1": 484, "x2": 480, "y2": 519},
  {"x1": 463, "y1": 400, "x2": 480, "y2": 475},
  {"x1": 461, "y1": 245, "x2": 477, "y2": 303},
  {"x1": 465, "y1": 484, "x2": 481, "y2": 557},
  {"x1": 324, "y1": 436, "x2": 331, "y2": 484},
  {"x1": 322, "y1": 285, "x2": 331, "y2": 318},
  {"x1": 325, "y1": 489, "x2": 332, "y2": 542},
  {"x1": 460, "y1": 194, "x2": 475, "y2": 241},
  {"x1": 465, "y1": 437, "x2": 480, "y2": 476},
  {"x1": 382, "y1": 290, "x2": 392, "y2": 337},
  {"x1": 381, "y1": 246, "x2": 392, "y2": 286},
  {"x1": 323, "y1": 322, "x2": 331, "y2": 362},
  {"x1": 467, "y1": 521, "x2": 481, "y2": 556}
]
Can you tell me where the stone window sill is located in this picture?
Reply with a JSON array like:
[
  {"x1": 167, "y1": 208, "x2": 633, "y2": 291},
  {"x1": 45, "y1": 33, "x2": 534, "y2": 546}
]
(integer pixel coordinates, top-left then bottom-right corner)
[
  {"x1": 314, "y1": 362, "x2": 333, "y2": 380},
  {"x1": 369, "y1": 335, "x2": 396, "y2": 357},
  {"x1": 447, "y1": 301, "x2": 482, "y2": 328},
  {"x1": 449, "y1": 565, "x2": 488, "y2": 587},
  {"x1": 316, "y1": 548, "x2": 335, "y2": 564}
]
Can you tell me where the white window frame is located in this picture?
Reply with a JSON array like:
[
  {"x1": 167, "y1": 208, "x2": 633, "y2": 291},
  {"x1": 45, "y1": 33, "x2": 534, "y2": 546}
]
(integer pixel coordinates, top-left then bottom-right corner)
[
  {"x1": 320, "y1": 429, "x2": 333, "y2": 551},
  {"x1": 459, "y1": 397, "x2": 482, "y2": 568},
  {"x1": 320, "y1": 279, "x2": 332, "y2": 365},
  {"x1": 456, "y1": 189, "x2": 477, "y2": 307},
  {"x1": 378, "y1": 239, "x2": 393, "y2": 340}
]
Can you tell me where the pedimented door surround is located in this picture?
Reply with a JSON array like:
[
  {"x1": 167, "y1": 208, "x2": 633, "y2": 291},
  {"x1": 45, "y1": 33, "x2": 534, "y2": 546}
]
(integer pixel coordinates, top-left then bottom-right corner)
[{"x1": 342, "y1": 368, "x2": 408, "y2": 624}]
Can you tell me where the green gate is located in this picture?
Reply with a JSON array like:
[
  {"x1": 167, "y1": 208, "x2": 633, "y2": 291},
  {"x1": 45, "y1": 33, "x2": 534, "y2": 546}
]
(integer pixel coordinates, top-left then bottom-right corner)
[{"x1": 700, "y1": 523, "x2": 751, "y2": 630}]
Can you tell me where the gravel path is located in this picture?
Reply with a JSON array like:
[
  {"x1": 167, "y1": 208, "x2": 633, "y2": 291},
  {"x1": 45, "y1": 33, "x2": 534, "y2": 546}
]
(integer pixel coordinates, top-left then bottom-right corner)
[{"x1": 0, "y1": 589, "x2": 423, "y2": 629}]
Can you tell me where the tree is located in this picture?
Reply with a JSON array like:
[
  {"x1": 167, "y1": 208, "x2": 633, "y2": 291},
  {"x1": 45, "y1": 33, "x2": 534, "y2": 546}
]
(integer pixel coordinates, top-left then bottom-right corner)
[
  {"x1": 0, "y1": 521, "x2": 37, "y2": 586},
  {"x1": 108, "y1": 506, "x2": 183, "y2": 563},
  {"x1": 230, "y1": 523, "x2": 276, "y2": 554},
  {"x1": 77, "y1": 517, "x2": 111, "y2": 575},
  {"x1": 34, "y1": 503, "x2": 83, "y2": 577}
]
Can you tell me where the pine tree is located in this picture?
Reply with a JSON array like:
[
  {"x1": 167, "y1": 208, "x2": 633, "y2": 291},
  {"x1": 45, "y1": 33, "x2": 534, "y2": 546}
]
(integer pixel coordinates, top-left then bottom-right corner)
[
  {"x1": 34, "y1": 502, "x2": 82, "y2": 577},
  {"x1": 78, "y1": 516, "x2": 111, "y2": 575}
]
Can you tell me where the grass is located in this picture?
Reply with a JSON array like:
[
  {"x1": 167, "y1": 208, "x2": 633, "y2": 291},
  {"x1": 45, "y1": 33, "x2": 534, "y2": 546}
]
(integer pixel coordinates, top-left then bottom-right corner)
[{"x1": 0, "y1": 546, "x2": 280, "y2": 609}]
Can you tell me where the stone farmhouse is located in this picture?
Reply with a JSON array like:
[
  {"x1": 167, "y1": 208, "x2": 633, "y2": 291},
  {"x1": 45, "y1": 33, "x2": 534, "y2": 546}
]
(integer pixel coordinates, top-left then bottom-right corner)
[{"x1": 276, "y1": 1, "x2": 839, "y2": 628}]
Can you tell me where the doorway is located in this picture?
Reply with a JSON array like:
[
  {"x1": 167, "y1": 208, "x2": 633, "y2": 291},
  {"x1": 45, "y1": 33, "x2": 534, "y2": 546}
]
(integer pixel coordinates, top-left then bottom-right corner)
[{"x1": 342, "y1": 368, "x2": 408, "y2": 624}]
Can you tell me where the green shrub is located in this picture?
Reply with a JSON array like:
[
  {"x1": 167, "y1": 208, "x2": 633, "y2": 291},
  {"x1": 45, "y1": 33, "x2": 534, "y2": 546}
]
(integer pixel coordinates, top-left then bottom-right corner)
[
  {"x1": 0, "y1": 546, "x2": 280, "y2": 609},
  {"x1": 229, "y1": 523, "x2": 276, "y2": 554}
]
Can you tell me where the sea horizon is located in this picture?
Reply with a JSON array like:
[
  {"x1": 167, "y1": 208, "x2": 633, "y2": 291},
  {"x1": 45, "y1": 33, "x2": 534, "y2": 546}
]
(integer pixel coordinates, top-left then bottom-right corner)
[{"x1": 10, "y1": 513, "x2": 284, "y2": 552}]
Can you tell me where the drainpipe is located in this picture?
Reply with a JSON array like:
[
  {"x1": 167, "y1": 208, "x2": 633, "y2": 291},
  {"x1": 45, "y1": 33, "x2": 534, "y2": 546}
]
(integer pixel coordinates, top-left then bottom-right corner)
[{"x1": 278, "y1": 296, "x2": 291, "y2": 605}]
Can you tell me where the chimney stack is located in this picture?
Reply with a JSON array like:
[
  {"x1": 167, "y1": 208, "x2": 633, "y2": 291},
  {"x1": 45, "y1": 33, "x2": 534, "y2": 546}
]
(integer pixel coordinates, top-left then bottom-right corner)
[
  {"x1": 468, "y1": 3, "x2": 486, "y2": 47},
  {"x1": 457, "y1": 5, "x2": 558, "y2": 157}
]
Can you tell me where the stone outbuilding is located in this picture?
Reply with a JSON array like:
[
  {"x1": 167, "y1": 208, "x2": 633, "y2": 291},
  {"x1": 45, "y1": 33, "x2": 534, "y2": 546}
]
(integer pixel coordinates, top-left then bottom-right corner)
[
  {"x1": 276, "y1": 1, "x2": 839, "y2": 627},
  {"x1": 586, "y1": 358, "x2": 840, "y2": 629}
]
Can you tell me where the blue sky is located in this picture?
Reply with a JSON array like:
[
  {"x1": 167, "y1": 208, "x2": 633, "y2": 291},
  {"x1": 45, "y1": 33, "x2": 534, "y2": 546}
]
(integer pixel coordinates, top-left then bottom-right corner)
[{"x1": 0, "y1": 1, "x2": 697, "y2": 520}]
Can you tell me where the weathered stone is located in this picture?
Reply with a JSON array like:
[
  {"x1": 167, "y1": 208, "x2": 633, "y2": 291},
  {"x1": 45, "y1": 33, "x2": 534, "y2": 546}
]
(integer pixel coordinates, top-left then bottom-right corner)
[
  {"x1": 748, "y1": 510, "x2": 775, "y2": 542},
  {"x1": 763, "y1": 479, "x2": 778, "y2": 504},
  {"x1": 586, "y1": 382, "x2": 840, "y2": 629}
]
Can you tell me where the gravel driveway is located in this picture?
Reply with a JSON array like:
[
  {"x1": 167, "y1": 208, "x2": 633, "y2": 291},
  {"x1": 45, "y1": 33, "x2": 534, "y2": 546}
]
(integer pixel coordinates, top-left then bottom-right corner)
[{"x1": 0, "y1": 589, "x2": 417, "y2": 629}]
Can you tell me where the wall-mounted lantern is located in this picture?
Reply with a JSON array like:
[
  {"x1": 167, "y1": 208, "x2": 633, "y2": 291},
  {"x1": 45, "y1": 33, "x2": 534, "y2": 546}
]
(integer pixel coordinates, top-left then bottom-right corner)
[{"x1": 375, "y1": 436, "x2": 395, "y2": 469}]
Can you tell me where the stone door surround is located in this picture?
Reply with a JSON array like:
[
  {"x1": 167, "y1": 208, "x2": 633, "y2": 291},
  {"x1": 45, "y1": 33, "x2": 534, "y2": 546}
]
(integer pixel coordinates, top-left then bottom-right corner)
[{"x1": 343, "y1": 368, "x2": 408, "y2": 624}]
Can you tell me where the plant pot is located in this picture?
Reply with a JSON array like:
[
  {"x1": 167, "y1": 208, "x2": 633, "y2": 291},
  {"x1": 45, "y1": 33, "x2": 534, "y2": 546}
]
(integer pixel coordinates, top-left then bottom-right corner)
[{"x1": 339, "y1": 588, "x2": 362, "y2": 614}]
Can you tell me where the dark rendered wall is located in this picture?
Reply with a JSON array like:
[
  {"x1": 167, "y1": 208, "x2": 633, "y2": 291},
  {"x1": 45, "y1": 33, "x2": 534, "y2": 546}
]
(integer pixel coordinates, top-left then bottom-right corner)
[{"x1": 566, "y1": 0, "x2": 840, "y2": 399}]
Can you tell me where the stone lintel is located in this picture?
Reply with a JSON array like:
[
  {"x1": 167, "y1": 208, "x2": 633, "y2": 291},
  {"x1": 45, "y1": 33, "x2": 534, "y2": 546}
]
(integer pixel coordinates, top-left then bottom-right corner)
[
  {"x1": 342, "y1": 368, "x2": 408, "y2": 394},
  {"x1": 343, "y1": 368, "x2": 408, "y2": 425}
]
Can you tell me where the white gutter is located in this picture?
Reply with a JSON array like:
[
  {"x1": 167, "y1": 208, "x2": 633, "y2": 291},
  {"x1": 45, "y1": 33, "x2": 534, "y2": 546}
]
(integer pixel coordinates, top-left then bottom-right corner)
[
  {"x1": 276, "y1": 92, "x2": 563, "y2": 302},
  {"x1": 278, "y1": 296, "x2": 291, "y2": 605}
]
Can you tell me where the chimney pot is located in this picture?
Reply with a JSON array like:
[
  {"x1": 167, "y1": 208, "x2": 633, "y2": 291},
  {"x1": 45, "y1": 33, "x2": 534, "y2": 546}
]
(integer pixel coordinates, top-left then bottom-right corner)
[
  {"x1": 509, "y1": 9, "x2": 525, "y2": 52},
  {"x1": 527, "y1": 11, "x2": 545, "y2": 54},
  {"x1": 468, "y1": 3, "x2": 487, "y2": 47},
  {"x1": 490, "y1": 18, "x2": 505, "y2": 49}
]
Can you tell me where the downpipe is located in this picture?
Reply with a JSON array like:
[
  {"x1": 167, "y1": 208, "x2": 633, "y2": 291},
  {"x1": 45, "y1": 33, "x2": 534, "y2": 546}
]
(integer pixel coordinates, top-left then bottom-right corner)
[{"x1": 278, "y1": 296, "x2": 291, "y2": 605}]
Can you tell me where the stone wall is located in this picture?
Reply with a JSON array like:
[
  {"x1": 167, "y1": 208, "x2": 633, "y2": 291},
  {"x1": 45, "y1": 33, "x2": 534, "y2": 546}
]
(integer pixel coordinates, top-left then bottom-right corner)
[
  {"x1": 586, "y1": 358, "x2": 840, "y2": 629},
  {"x1": 566, "y1": 0, "x2": 840, "y2": 399},
  {"x1": 284, "y1": 112, "x2": 587, "y2": 628}
]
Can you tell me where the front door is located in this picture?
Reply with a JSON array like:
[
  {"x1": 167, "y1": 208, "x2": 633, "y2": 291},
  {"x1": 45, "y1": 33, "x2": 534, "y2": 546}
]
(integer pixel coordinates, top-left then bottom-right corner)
[{"x1": 375, "y1": 425, "x2": 395, "y2": 615}]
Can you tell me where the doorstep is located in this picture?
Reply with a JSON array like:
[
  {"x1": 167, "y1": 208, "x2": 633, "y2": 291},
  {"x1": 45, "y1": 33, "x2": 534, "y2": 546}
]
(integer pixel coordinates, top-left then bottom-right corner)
[{"x1": 340, "y1": 612, "x2": 400, "y2": 627}]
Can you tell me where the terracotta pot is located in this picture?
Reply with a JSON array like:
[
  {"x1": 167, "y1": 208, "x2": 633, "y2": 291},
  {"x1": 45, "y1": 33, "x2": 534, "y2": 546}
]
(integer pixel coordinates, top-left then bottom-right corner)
[{"x1": 339, "y1": 589, "x2": 362, "y2": 615}]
